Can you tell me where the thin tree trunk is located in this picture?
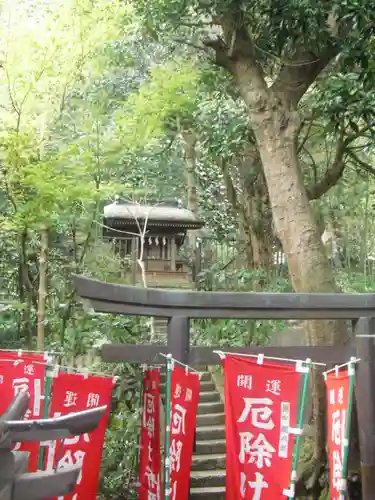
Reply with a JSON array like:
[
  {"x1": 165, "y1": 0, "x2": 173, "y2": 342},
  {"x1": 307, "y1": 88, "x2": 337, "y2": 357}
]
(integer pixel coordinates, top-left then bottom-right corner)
[
  {"x1": 181, "y1": 129, "x2": 201, "y2": 289},
  {"x1": 37, "y1": 225, "x2": 49, "y2": 350},
  {"x1": 181, "y1": 129, "x2": 198, "y2": 246},
  {"x1": 219, "y1": 157, "x2": 254, "y2": 267},
  {"x1": 19, "y1": 228, "x2": 34, "y2": 348},
  {"x1": 238, "y1": 145, "x2": 273, "y2": 270},
  {"x1": 245, "y1": 179, "x2": 272, "y2": 269}
]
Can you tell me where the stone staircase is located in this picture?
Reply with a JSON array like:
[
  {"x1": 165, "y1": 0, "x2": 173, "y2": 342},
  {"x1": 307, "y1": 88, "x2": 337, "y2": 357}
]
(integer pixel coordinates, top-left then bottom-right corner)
[
  {"x1": 160, "y1": 369, "x2": 226, "y2": 499},
  {"x1": 151, "y1": 317, "x2": 168, "y2": 344}
]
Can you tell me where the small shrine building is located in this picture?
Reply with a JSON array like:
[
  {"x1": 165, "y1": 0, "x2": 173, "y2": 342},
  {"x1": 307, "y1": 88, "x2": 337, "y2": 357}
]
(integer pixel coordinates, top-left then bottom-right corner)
[{"x1": 102, "y1": 200, "x2": 204, "y2": 288}]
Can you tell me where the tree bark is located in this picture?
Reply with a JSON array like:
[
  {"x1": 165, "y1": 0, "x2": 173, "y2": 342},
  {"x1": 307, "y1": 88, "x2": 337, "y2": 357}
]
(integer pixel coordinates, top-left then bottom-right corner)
[
  {"x1": 231, "y1": 58, "x2": 349, "y2": 482},
  {"x1": 19, "y1": 228, "x2": 35, "y2": 348},
  {"x1": 220, "y1": 152, "x2": 273, "y2": 270},
  {"x1": 181, "y1": 129, "x2": 201, "y2": 288},
  {"x1": 37, "y1": 225, "x2": 49, "y2": 350},
  {"x1": 239, "y1": 153, "x2": 273, "y2": 270},
  {"x1": 204, "y1": 16, "x2": 349, "y2": 490},
  {"x1": 220, "y1": 157, "x2": 254, "y2": 267},
  {"x1": 181, "y1": 129, "x2": 198, "y2": 247}
]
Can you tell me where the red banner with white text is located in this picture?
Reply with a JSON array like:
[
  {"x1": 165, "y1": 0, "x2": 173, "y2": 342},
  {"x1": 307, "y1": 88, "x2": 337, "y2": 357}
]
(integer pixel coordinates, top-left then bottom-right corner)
[
  {"x1": 138, "y1": 368, "x2": 162, "y2": 500},
  {"x1": 325, "y1": 370, "x2": 350, "y2": 499},
  {"x1": 44, "y1": 372, "x2": 114, "y2": 500},
  {"x1": 0, "y1": 351, "x2": 47, "y2": 472},
  {"x1": 169, "y1": 366, "x2": 200, "y2": 500},
  {"x1": 223, "y1": 355, "x2": 301, "y2": 500}
]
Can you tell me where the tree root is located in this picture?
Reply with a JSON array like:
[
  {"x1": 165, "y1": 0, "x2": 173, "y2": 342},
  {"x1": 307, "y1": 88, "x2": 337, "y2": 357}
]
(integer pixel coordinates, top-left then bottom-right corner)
[
  {"x1": 295, "y1": 457, "x2": 362, "y2": 499},
  {"x1": 295, "y1": 456, "x2": 326, "y2": 499}
]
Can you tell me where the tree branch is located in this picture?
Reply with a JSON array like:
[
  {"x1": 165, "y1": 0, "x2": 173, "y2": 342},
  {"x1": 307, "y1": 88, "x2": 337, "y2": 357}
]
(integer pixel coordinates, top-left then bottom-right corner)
[
  {"x1": 297, "y1": 117, "x2": 319, "y2": 154},
  {"x1": 272, "y1": 45, "x2": 339, "y2": 106},
  {"x1": 139, "y1": 135, "x2": 176, "y2": 158},
  {"x1": 306, "y1": 134, "x2": 346, "y2": 200},
  {"x1": 302, "y1": 145, "x2": 319, "y2": 184},
  {"x1": 204, "y1": 13, "x2": 268, "y2": 104},
  {"x1": 304, "y1": 119, "x2": 375, "y2": 200},
  {"x1": 347, "y1": 149, "x2": 375, "y2": 176},
  {"x1": 220, "y1": 158, "x2": 240, "y2": 212},
  {"x1": 203, "y1": 37, "x2": 233, "y2": 70},
  {"x1": 345, "y1": 121, "x2": 375, "y2": 141},
  {"x1": 173, "y1": 37, "x2": 212, "y2": 56},
  {"x1": 219, "y1": 157, "x2": 251, "y2": 235}
]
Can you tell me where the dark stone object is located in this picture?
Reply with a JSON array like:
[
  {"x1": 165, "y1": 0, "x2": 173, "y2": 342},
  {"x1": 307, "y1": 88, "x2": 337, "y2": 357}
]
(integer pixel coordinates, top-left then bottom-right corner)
[{"x1": 0, "y1": 392, "x2": 106, "y2": 500}]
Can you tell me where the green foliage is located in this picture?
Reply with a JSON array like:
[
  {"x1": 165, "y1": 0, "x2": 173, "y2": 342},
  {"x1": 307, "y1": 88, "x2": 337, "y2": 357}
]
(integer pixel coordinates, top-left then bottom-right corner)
[
  {"x1": 135, "y1": 0, "x2": 375, "y2": 60},
  {"x1": 100, "y1": 401, "x2": 140, "y2": 500},
  {"x1": 194, "y1": 266, "x2": 291, "y2": 348},
  {"x1": 117, "y1": 58, "x2": 201, "y2": 150}
]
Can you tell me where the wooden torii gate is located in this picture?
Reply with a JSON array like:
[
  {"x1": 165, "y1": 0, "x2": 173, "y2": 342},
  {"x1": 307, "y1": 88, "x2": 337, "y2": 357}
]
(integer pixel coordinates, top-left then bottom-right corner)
[{"x1": 74, "y1": 274, "x2": 375, "y2": 499}]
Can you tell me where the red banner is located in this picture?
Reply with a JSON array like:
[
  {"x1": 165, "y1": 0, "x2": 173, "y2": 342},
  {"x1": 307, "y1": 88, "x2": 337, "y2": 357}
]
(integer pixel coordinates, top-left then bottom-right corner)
[
  {"x1": 44, "y1": 372, "x2": 114, "y2": 500},
  {"x1": 223, "y1": 355, "x2": 301, "y2": 499},
  {"x1": 325, "y1": 369, "x2": 350, "y2": 499},
  {"x1": 0, "y1": 351, "x2": 47, "y2": 471},
  {"x1": 169, "y1": 366, "x2": 200, "y2": 500},
  {"x1": 138, "y1": 368, "x2": 162, "y2": 500}
]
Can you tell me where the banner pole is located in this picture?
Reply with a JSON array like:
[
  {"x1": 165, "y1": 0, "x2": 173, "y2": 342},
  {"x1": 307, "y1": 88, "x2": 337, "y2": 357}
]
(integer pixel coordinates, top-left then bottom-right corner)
[
  {"x1": 164, "y1": 354, "x2": 173, "y2": 499},
  {"x1": 284, "y1": 358, "x2": 311, "y2": 498},
  {"x1": 135, "y1": 368, "x2": 145, "y2": 485},
  {"x1": 37, "y1": 361, "x2": 54, "y2": 470},
  {"x1": 339, "y1": 357, "x2": 356, "y2": 499}
]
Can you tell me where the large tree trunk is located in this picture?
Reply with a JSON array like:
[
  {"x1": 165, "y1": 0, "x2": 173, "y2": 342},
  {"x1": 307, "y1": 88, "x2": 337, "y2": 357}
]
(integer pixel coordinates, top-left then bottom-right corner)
[
  {"x1": 256, "y1": 113, "x2": 348, "y2": 466},
  {"x1": 204, "y1": 13, "x2": 351, "y2": 492},
  {"x1": 232, "y1": 61, "x2": 349, "y2": 492}
]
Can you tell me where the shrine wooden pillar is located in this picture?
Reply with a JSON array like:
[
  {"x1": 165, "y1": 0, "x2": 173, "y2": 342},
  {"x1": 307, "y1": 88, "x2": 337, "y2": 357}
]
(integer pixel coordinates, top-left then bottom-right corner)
[
  {"x1": 167, "y1": 314, "x2": 196, "y2": 492},
  {"x1": 131, "y1": 237, "x2": 138, "y2": 285},
  {"x1": 355, "y1": 317, "x2": 375, "y2": 499},
  {"x1": 170, "y1": 236, "x2": 177, "y2": 272},
  {"x1": 167, "y1": 316, "x2": 190, "y2": 365}
]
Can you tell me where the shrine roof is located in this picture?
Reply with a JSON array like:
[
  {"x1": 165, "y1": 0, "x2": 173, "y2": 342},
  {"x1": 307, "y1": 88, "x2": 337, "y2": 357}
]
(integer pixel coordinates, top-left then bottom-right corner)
[{"x1": 103, "y1": 202, "x2": 204, "y2": 229}]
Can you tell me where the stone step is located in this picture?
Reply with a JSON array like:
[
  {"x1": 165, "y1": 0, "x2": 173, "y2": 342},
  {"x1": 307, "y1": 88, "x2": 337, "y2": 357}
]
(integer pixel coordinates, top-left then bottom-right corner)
[
  {"x1": 195, "y1": 439, "x2": 226, "y2": 454},
  {"x1": 199, "y1": 380, "x2": 216, "y2": 392},
  {"x1": 160, "y1": 382, "x2": 217, "y2": 403},
  {"x1": 160, "y1": 371, "x2": 211, "y2": 383},
  {"x1": 190, "y1": 470, "x2": 226, "y2": 489},
  {"x1": 160, "y1": 382, "x2": 216, "y2": 395},
  {"x1": 197, "y1": 401, "x2": 224, "y2": 415},
  {"x1": 191, "y1": 453, "x2": 226, "y2": 471},
  {"x1": 159, "y1": 368, "x2": 228, "y2": 496},
  {"x1": 189, "y1": 486, "x2": 225, "y2": 499},
  {"x1": 196, "y1": 425, "x2": 225, "y2": 441},
  {"x1": 199, "y1": 391, "x2": 221, "y2": 403},
  {"x1": 196, "y1": 412, "x2": 225, "y2": 427}
]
